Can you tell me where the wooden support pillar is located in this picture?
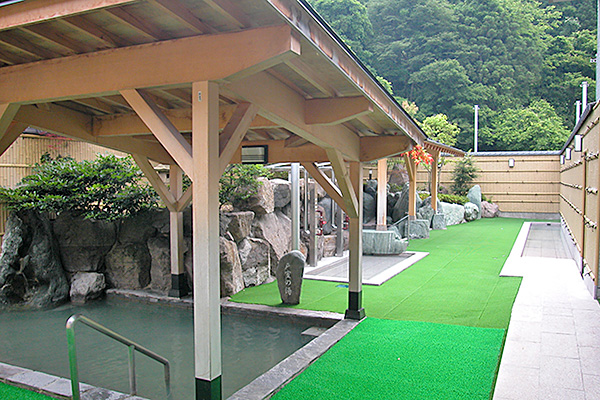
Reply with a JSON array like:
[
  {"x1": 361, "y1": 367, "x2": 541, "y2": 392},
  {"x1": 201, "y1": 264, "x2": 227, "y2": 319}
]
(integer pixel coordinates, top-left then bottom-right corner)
[
  {"x1": 404, "y1": 154, "x2": 417, "y2": 220},
  {"x1": 431, "y1": 150, "x2": 440, "y2": 213},
  {"x1": 346, "y1": 161, "x2": 365, "y2": 320},
  {"x1": 169, "y1": 164, "x2": 189, "y2": 298},
  {"x1": 192, "y1": 81, "x2": 221, "y2": 400},
  {"x1": 376, "y1": 158, "x2": 387, "y2": 230}
]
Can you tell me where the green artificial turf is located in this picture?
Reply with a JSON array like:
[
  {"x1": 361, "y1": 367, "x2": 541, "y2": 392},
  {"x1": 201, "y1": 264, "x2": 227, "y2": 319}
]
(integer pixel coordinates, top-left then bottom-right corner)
[
  {"x1": 0, "y1": 382, "x2": 54, "y2": 400},
  {"x1": 272, "y1": 318, "x2": 506, "y2": 400},
  {"x1": 231, "y1": 218, "x2": 525, "y2": 329}
]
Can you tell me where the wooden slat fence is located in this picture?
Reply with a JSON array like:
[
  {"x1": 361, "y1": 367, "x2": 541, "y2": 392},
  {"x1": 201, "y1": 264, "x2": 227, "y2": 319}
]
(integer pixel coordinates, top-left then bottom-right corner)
[
  {"x1": 416, "y1": 152, "x2": 560, "y2": 215},
  {"x1": 560, "y1": 103, "x2": 600, "y2": 293}
]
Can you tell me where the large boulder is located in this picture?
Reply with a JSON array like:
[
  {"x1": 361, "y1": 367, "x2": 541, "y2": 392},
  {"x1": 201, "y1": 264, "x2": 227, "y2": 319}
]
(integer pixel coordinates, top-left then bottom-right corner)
[
  {"x1": 364, "y1": 180, "x2": 377, "y2": 197},
  {"x1": 363, "y1": 192, "x2": 376, "y2": 224},
  {"x1": 318, "y1": 197, "x2": 336, "y2": 235},
  {"x1": 363, "y1": 230, "x2": 408, "y2": 255},
  {"x1": 481, "y1": 201, "x2": 499, "y2": 218},
  {"x1": 431, "y1": 214, "x2": 447, "y2": 230},
  {"x1": 417, "y1": 204, "x2": 435, "y2": 226},
  {"x1": 118, "y1": 211, "x2": 157, "y2": 244},
  {"x1": 441, "y1": 202, "x2": 465, "y2": 226},
  {"x1": 467, "y1": 185, "x2": 482, "y2": 219},
  {"x1": 322, "y1": 235, "x2": 337, "y2": 258},
  {"x1": 147, "y1": 236, "x2": 171, "y2": 294},
  {"x1": 421, "y1": 196, "x2": 443, "y2": 212},
  {"x1": 0, "y1": 210, "x2": 69, "y2": 308},
  {"x1": 52, "y1": 211, "x2": 117, "y2": 273},
  {"x1": 223, "y1": 211, "x2": 255, "y2": 243},
  {"x1": 105, "y1": 243, "x2": 151, "y2": 290},
  {"x1": 252, "y1": 211, "x2": 292, "y2": 263},
  {"x1": 408, "y1": 219, "x2": 430, "y2": 239},
  {"x1": 238, "y1": 238, "x2": 271, "y2": 287},
  {"x1": 242, "y1": 177, "x2": 274, "y2": 216},
  {"x1": 70, "y1": 272, "x2": 106, "y2": 304},
  {"x1": 464, "y1": 202, "x2": 479, "y2": 222},
  {"x1": 271, "y1": 179, "x2": 291, "y2": 209},
  {"x1": 220, "y1": 237, "x2": 244, "y2": 296},
  {"x1": 392, "y1": 183, "x2": 410, "y2": 222}
]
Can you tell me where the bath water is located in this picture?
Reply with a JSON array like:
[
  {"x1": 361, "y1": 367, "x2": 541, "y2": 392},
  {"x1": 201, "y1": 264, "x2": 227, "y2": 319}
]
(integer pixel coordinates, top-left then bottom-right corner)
[{"x1": 0, "y1": 298, "x2": 314, "y2": 399}]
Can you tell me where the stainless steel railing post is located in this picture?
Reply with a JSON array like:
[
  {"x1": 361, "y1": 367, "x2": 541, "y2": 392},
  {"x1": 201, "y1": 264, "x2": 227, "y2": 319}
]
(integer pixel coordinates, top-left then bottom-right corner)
[{"x1": 66, "y1": 314, "x2": 171, "y2": 400}]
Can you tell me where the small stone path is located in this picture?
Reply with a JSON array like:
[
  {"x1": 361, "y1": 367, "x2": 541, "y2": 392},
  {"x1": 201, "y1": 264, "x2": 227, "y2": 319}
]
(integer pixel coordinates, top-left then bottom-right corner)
[{"x1": 494, "y1": 222, "x2": 600, "y2": 400}]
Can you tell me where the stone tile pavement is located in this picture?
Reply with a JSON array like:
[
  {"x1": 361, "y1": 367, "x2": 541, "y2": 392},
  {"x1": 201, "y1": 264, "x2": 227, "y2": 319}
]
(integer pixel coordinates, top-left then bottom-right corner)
[{"x1": 493, "y1": 222, "x2": 600, "y2": 400}]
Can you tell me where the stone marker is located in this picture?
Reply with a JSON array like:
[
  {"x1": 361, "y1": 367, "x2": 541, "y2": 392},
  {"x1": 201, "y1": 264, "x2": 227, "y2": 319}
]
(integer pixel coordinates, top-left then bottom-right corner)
[{"x1": 276, "y1": 250, "x2": 305, "y2": 305}]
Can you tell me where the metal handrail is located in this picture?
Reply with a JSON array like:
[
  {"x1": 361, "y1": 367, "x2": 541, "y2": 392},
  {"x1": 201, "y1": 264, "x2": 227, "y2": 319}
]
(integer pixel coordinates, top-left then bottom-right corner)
[{"x1": 66, "y1": 314, "x2": 172, "y2": 400}]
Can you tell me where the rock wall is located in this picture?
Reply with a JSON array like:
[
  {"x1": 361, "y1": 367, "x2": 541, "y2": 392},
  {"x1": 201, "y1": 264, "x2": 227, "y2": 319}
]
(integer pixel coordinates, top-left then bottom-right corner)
[{"x1": 0, "y1": 176, "x2": 497, "y2": 308}]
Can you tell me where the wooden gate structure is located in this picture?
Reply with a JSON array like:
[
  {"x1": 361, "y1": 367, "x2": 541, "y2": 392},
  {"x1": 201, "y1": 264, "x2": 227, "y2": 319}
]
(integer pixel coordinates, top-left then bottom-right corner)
[
  {"x1": 560, "y1": 103, "x2": 600, "y2": 297},
  {"x1": 0, "y1": 1, "x2": 428, "y2": 398}
]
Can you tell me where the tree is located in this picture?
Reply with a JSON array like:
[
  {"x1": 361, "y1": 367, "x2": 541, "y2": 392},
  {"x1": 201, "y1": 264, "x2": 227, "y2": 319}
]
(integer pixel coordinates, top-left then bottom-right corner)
[
  {"x1": 451, "y1": 154, "x2": 479, "y2": 196},
  {"x1": 0, "y1": 155, "x2": 157, "y2": 221},
  {"x1": 421, "y1": 113, "x2": 460, "y2": 146},
  {"x1": 484, "y1": 99, "x2": 570, "y2": 151},
  {"x1": 308, "y1": 0, "x2": 375, "y2": 68}
]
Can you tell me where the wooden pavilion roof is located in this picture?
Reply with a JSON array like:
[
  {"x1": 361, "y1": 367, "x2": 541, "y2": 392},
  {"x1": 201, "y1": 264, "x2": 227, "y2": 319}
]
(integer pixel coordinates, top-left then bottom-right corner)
[{"x1": 0, "y1": 0, "x2": 428, "y2": 167}]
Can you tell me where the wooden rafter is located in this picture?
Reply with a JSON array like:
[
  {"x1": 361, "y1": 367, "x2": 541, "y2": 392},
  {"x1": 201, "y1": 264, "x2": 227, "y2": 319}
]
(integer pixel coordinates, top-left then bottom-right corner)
[
  {"x1": 121, "y1": 88, "x2": 194, "y2": 179},
  {"x1": 103, "y1": 8, "x2": 166, "y2": 41},
  {"x1": 151, "y1": 0, "x2": 217, "y2": 34},
  {"x1": 284, "y1": 134, "x2": 308, "y2": 148},
  {"x1": 285, "y1": 58, "x2": 337, "y2": 97},
  {"x1": 0, "y1": 0, "x2": 140, "y2": 32},
  {"x1": 204, "y1": 0, "x2": 251, "y2": 29},
  {"x1": 59, "y1": 16, "x2": 129, "y2": 48},
  {"x1": 0, "y1": 32, "x2": 58, "y2": 60},
  {"x1": 22, "y1": 24, "x2": 87, "y2": 54},
  {"x1": 0, "y1": 25, "x2": 300, "y2": 104}
]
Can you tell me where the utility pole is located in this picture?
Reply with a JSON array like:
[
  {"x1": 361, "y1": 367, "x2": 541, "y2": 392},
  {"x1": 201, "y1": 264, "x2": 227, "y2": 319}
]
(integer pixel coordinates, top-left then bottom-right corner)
[
  {"x1": 474, "y1": 105, "x2": 479, "y2": 153},
  {"x1": 582, "y1": 81, "x2": 589, "y2": 110}
]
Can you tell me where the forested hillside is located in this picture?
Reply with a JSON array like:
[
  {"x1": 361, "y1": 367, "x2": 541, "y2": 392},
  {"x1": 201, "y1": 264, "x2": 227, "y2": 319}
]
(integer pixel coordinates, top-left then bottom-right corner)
[{"x1": 307, "y1": 0, "x2": 597, "y2": 151}]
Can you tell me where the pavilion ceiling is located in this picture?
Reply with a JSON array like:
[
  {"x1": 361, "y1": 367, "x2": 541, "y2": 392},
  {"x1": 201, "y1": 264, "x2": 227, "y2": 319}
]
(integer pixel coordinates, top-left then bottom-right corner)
[{"x1": 0, "y1": 0, "x2": 426, "y2": 165}]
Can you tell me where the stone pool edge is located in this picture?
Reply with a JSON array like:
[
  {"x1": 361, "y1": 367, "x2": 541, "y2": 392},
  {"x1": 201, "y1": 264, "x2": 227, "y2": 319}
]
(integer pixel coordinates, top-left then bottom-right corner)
[
  {"x1": 0, "y1": 291, "x2": 352, "y2": 400},
  {"x1": 227, "y1": 318, "x2": 360, "y2": 400},
  {"x1": 0, "y1": 362, "x2": 148, "y2": 400}
]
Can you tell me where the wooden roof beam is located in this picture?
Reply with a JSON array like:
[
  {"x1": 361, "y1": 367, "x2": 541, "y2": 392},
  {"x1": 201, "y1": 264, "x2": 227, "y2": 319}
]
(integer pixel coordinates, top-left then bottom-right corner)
[
  {"x1": 151, "y1": 0, "x2": 217, "y2": 34},
  {"x1": 13, "y1": 103, "x2": 174, "y2": 163},
  {"x1": 305, "y1": 96, "x2": 372, "y2": 126},
  {"x1": 0, "y1": 0, "x2": 140, "y2": 32},
  {"x1": 359, "y1": 135, "x2": 412, "y2": 162},
  {"x1": 0, "y1": 25, "x2": 300, "y2": 104},
  {"x1": 0, "y1": 103, "x2": 21, "y2": 153},
  {"x1": 302, "y1": 162, "x2": 346, "y2": 215},
  {"x1": 224, "y1": 71, "x2": 361, "y2": 161},
  {"x1": 231, "y1": 139, "x2": 329, "y2": 163}
]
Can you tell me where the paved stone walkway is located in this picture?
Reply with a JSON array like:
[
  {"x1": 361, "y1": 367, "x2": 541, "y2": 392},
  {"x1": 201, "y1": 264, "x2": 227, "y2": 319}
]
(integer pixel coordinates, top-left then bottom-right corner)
[{"x1": 493, "y1": 223, "x2": 600, "y2": 400}]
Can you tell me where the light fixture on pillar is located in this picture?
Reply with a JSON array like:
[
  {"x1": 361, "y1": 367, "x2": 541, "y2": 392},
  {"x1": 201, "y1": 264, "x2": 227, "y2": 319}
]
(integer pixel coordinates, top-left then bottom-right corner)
[
  {"x1": 566, "y1": 147, "x2": 572, "y2": 160},
  {"x1": 560, "y1": 154, "x2": 565, "y2": 165},
  {"x1": 241, "y1": 145, "x2": 268, "y2": 164},
  {"x1": 574, "y1": 134, "x2": 583, "y2": 152},
  {"x1": 508, "y1": 158, "x2": 515, "y2": 168}
]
